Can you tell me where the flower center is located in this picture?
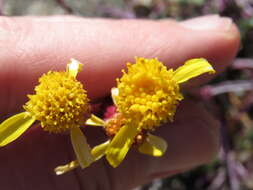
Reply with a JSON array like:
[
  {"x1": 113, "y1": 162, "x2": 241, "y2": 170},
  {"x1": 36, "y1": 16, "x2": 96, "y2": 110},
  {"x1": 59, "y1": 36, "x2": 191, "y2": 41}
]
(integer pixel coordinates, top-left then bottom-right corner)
[
  {"x1": 24, "y1": 71, "x2": 90, "y2": 133},
  {"x1": 115, "y1": 58, "x2": 183, "y2": 131},
  {"x1": 105, "y1": 113, "x2": 147, "y2": 145}
]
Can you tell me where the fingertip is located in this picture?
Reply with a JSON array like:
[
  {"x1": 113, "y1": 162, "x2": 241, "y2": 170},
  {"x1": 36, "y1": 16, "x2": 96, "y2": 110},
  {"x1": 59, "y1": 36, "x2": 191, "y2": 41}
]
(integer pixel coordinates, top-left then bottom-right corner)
[
  {"x1": 178, "y1": 15, "x2": 241, "y2": 73},
  {"x1": 170, "y1": 16, "x2": 241, "y2": 87}
]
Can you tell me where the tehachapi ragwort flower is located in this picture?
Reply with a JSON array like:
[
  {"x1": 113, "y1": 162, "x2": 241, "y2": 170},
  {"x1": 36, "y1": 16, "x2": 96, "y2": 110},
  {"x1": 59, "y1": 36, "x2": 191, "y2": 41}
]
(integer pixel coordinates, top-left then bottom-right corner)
[
  {"x1": 0, "y1": 59, "x2": 94, "y2": 168},
  {"x1": 105, "y1": 57, "x2": 215, "y2": 167},
  {"x1": 55, "y1": 57, "x2": 216, "y2": 174}
]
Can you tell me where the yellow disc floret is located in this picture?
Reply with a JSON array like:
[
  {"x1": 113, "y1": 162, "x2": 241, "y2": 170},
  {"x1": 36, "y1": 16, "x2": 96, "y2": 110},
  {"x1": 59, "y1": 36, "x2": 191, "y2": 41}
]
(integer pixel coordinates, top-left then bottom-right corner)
[
  {"x1": 24, "y1": 71, "x2": 90, "y2": 133},
  {"x1": 115, "y1": 57, "x2": 183, "y2": 131}
]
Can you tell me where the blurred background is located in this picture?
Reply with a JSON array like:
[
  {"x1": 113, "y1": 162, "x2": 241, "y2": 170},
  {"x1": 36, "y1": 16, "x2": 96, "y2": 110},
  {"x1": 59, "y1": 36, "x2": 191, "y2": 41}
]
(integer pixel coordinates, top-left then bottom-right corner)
[{"x1": 1, "y1": 0, "x2": 253, "y2": 189}]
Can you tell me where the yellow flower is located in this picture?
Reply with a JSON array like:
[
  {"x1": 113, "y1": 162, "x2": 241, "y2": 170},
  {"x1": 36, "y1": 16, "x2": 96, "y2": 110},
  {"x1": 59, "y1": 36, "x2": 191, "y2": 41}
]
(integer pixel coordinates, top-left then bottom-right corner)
[
  {"x1": 115, "y1": 58, "x2": 183, "y2": 130},
  {"x1": 106, "y1": 57, "x2": 215, "y2": 167},
  {"x1": 0, "y1": 59, "x2": 94, "y2": 168},
  {"x1": 54, "y1": 57, "x2": 216, "y2": 173}
]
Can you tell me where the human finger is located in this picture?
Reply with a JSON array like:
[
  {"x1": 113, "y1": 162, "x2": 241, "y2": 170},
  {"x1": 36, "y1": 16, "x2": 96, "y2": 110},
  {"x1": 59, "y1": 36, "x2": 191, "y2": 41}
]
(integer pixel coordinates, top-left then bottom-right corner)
[{"x1": 0, "y1": 15, "x2": 240, "y2": 116}]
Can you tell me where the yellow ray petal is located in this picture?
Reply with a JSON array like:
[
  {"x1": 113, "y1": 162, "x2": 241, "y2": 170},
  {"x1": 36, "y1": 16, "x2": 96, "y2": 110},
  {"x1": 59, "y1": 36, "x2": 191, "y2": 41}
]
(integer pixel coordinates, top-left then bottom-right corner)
[
  {"x1": 111, "y1": 87, "x2": 119, "y2": 106},
  {"x1": 0, "y1": 112, "x2": 35, "y2": 146},
  {"x1": 66, "y1": 58, "x2": 83, "y2": 78},
  {"x1": 54, "y1": 160, "x2": 79, "y2": 175},
  {"x1": 106, "y1": 124, "x2": 138, "y2": 168},
  {"x1": 172, "y1": 58, "x2": 215, "y2": 84},
  {"x1": 54, "y1": 140, "x2": 110, "y2": 175},
  {"x1": 70, "y1": 128, "x2": 94, "y2": 168},
  {"x1": 85, "y1": 114, "x2": 105, "y2": 127},
  {"x1": 92, "y1": 140, "x2": 110, "y2": 160},
  {"x1": 138, "y1": 133, "x2": 167, "y2": 157}
]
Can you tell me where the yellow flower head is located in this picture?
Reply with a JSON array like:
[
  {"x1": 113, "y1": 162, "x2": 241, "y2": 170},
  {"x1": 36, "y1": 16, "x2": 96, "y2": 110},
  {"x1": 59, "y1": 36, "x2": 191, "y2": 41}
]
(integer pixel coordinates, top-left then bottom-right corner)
[
  {"x1": 115, "y1": 57, "x2": 183, "y2": 131},
  {"x1": 24, "y1": 70, "x2": 89, "y2": 133},
  {"x1": 0, "y1": 59, "x2": 94, "y2": 169},
  {"x1": 53, "y1": 57, "x2": 216, "y2": 173},
  {"x1": 106, "y1": 57, "x2": 215, "y2": 167}
]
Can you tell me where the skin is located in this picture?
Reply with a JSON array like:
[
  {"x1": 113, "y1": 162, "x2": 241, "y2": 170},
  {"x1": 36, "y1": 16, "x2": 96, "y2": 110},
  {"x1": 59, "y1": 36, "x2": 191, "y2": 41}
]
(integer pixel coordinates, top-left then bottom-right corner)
[{"x1": 0, "y1": 15, "x2": 240, "y2": 190}]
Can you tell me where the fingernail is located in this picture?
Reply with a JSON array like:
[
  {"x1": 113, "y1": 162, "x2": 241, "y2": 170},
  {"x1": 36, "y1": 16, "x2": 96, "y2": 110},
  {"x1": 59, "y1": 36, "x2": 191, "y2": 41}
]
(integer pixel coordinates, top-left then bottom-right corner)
[{"x1": 180, "y1": 15, "x2": 232, "y2": 32}]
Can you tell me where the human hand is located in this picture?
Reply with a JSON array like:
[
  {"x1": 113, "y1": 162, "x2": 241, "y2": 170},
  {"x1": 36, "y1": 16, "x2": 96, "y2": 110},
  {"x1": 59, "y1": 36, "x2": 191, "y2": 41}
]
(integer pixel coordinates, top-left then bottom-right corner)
[{"x1": 0, "y1": 15, "x2": 240, "y2": 190}]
